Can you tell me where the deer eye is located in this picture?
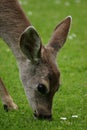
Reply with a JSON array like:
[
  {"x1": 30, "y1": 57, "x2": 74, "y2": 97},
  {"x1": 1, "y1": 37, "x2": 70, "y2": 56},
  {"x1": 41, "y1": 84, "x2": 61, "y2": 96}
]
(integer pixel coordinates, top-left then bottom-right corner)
[{"x1": 37, "y1": 84, "x2": 47, "y2": 95}]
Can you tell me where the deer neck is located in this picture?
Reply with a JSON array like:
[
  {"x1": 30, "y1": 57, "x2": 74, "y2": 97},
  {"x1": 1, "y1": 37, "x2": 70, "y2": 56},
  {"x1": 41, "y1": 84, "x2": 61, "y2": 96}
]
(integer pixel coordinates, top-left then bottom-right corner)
[{"x1": 0, "y1": 0, "x2": 31, "y2": 61}]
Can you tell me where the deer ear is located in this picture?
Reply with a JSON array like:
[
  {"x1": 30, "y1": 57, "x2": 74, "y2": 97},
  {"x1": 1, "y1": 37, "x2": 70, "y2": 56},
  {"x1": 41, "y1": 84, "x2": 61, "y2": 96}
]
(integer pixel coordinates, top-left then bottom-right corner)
[
  {"x1": 20, "y1": 26, "x2": 42, "y2": 62},
  {"x1": 47, "y1": 16, "x2": 72, "y2": 55}
]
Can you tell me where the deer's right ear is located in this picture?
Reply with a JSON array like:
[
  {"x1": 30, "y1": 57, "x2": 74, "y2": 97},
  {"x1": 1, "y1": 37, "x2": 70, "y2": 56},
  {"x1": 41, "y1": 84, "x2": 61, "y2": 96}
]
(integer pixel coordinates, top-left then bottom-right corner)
[
  {"x1": 47, "y1": 16, "x2": 71, "y2": 56},
  {"x1": 20, "y1": 26, "x2": 42, "y2": 62}
]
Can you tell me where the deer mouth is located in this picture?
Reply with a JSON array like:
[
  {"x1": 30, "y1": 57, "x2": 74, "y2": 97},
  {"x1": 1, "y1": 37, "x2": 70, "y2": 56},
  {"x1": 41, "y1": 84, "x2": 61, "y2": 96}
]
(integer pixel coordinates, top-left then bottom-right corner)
[{"x1": 33, "y1": 111, "x2": 52, "y2": 120}]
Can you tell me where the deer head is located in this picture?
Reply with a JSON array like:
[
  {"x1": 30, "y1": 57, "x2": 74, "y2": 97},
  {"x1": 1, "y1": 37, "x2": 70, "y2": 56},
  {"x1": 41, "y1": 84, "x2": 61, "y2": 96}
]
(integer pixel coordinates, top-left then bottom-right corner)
[{"x1": 19, "y1": 16, "x2": 71, "y2": 120}]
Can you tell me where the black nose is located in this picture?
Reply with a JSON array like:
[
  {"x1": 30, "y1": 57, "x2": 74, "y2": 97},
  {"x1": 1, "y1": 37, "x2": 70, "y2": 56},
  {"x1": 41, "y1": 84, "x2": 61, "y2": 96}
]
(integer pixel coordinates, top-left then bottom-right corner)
[{"x1": 34, "y1": 112, "x2": 52, "y2": 120}]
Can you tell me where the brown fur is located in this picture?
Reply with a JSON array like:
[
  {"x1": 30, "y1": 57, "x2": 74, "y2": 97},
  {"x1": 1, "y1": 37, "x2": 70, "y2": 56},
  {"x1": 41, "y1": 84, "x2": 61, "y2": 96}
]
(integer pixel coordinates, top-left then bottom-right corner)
[
  {"x1": 41, "y1": 47, "x2": 60, "y2": 95},
  {"x1": 0, "y1": 78, "x2": 18, "y2": 110},
  {"x1": 0, "y1": 0, "x2": 71, "y2": 120}
]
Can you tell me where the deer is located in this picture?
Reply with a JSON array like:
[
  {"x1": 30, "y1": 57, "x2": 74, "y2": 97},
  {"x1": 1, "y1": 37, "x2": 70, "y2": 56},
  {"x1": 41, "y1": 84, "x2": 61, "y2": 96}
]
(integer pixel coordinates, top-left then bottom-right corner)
[{"x1": 0, "y1": 0, "x2": 71, "y2": 120}]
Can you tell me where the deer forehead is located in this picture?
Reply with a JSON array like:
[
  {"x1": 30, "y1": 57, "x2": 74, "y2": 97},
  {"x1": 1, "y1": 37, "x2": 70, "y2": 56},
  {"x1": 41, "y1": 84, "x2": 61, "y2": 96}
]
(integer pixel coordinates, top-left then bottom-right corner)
[
  {"x1": 23, "y1": 47, "x2": 60, "y2": 88},
  {"x1": 40, "y1": 47, "x2": 60, "y2": 86}
]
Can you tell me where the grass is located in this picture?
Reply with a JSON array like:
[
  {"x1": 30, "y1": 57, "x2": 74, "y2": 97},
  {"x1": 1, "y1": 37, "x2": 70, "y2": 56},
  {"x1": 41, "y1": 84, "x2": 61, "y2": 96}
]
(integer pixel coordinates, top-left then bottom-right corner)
[{"x1": 0, "y1": 0, "x2": 87, "y2": 129}]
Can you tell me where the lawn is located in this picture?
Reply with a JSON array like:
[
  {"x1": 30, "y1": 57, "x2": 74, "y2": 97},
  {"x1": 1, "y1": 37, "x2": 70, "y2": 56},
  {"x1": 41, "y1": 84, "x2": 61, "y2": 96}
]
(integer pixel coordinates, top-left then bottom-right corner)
[{"x1": 0, "y1": 0, "x2": 87, "y2": 130}]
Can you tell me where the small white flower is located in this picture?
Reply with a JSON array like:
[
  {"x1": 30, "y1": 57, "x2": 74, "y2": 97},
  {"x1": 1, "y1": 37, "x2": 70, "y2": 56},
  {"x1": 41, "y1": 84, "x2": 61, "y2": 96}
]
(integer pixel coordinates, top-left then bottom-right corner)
[
  {"x1": 23, "y1": 1, "x2": 27, "y2": 5},
  {"x1": 19, "y1": 1, "x2": 22, "y2": 5},
  {"x1": 65, "y1": 2, "x2": 70, "y2": 6},
  {"x1": 72, "y1": 115, "x2": 78, "y2": 118},
  {"x1": 68, "y1": 33, "x2": 77, "y2": 40},
  {"x1": 60, "y1": 117, "x2": 67, "y2": 120},
  {"x1": 72, "y1": 33, "x2": 77, "y2": 38},
  {"x1": 84, "y1": 94, "x2": 87, "y2": 96},
  {"x1": 19, "y1": 1, "x2": 27, "y2": 5},
  {"x1": 6, "y1": 49, "x2": 10, "y2": 52},
  {"x1": 28, "y1": 11, "x2": 33, "y2": 16},
  {"x1": 75, "y1": 0, "x2": 80, "y2": 3},
  {"x1": 55, "y1": 0, "x2": 61, "y2": 4}
]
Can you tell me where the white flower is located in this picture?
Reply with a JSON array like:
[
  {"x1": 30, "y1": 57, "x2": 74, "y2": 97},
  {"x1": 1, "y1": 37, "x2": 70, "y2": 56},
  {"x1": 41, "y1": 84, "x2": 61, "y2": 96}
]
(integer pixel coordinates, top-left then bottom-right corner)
[
  {"x1": 75, "y1": 0, "x2": 80, "y2": 3},
  {"x1": 28, "y1": 11, "x2": 33, "y2": 16},
  {"x1": 65, "y1": 2, "x2": 70, "y2": 6},
  {"x1": 55, "y1": 0, "x2": 61, "y2": 4},
  {"x1": 60, "y1": 117, "x2": 67, "y2": 120},
  {"x1": 6, "y1": 48, "x2": 10, "y2": 52},
  {"x1": 72, "y1": 115, "x2": 78, "y2": 118},
  {"x1": 19, "y1": 0, "x2": 27, "y2": 5},
  {"x1": 68, "y1": 33, "x2": 77, "y2": 40}
]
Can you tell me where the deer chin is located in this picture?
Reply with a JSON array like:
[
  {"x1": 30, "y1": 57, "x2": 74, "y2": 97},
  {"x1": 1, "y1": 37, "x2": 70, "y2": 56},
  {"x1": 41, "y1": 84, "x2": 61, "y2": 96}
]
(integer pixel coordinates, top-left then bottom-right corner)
[
  {"x1": 34, "y1": 106, "x2": 52, "y2": 120},
  {"x1": 34, "y1": 111, "x2": 52, "y2": 121},
  {"x1": 27, "y1": 93, "x2": 52, "y2": 120},
  {"x1": 31, "y1": 100, "x2": 52, "y2": 120}
]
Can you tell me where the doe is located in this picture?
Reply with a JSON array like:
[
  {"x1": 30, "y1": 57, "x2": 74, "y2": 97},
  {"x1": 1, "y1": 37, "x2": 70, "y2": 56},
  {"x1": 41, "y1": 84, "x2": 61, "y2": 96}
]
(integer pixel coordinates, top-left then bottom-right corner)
[{"x1": 0, "y1": 0, "x2": 71, "y2": 120}]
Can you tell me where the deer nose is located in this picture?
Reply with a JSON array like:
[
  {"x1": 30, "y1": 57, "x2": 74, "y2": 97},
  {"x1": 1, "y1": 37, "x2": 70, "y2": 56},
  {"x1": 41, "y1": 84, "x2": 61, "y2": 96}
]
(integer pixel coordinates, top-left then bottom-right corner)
[{"x1": 34, "y1": 111, "x2": 52, "y2": 120}]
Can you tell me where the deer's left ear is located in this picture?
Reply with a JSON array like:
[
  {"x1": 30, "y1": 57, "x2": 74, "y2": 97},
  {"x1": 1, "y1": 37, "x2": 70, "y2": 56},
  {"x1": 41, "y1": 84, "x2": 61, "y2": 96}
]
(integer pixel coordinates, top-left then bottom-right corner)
[
  {"x1": 20, "y1": 26, "x2": 42, "y2": 62},
  {"x1": 47, "y1": 16, "x2": 72, "y2": 55}
]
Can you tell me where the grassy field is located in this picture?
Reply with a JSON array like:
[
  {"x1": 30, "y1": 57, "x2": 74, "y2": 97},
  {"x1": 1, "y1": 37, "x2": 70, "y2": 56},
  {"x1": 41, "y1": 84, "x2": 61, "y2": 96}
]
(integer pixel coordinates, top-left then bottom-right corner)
[{"x1": 0, "y1": 0, "x2": 87, "y2": 130}]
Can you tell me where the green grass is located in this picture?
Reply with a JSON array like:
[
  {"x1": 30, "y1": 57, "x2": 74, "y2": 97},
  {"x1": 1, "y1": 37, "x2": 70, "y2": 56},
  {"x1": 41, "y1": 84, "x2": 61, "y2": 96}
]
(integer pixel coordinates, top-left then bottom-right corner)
[{"x1": 0, "y1": 0, "x2": 87, "y2": 130}]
